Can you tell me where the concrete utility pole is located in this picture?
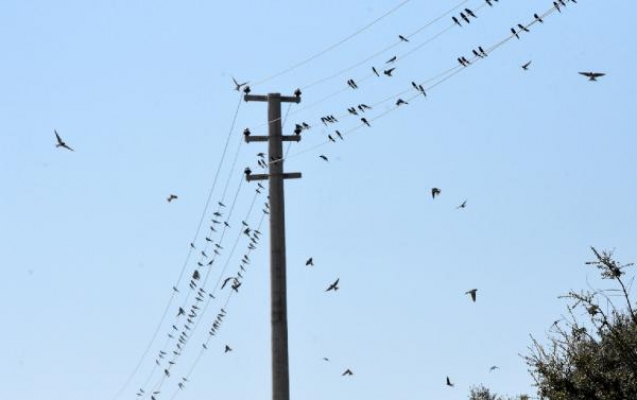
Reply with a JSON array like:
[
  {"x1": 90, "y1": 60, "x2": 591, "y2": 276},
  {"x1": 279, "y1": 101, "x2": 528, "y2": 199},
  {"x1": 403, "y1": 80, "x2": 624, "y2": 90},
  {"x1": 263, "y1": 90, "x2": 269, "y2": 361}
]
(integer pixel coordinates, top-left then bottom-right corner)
[{"x1": 243, "y1": 92, "x2": 301, "y2": 400}]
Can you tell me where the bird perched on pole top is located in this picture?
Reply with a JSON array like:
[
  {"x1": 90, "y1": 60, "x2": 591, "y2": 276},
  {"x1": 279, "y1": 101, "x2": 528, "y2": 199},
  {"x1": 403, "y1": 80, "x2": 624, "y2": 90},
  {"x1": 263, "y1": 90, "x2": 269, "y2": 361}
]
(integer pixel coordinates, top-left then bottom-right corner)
[{"x1": 294, "y1": 88, "x2": 301, "y2": 98}]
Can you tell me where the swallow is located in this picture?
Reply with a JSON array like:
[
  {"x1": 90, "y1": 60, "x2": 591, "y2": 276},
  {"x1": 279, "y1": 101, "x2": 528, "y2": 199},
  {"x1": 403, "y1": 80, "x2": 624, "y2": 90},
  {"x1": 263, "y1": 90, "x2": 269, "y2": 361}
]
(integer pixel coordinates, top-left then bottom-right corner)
[
  {"x1": 457, "y1": 200, "x2": 467, "y2": 209},
  {"x1": 398, "y1": 35, "x2": 409, "y2": 42},
  {"x1": 319, "y1": 155, "x2": 329, "y2": 162},
  {"x1": 465, "y1": 288, "x2": 478, "y2": 302},
  {"x1": 553, "y1": 1, "x2": 561, "y2": 12},
  {"x1": 243, "y1": 128, "x2": 251, "y2": 137},
  {"x1": 534, "y1": 13, "x2": 544, "y2": 23},
  {"x1": 472, "y1": 49, "x2": 482, "y2": 58},
  {"x1": 485, "y1": 0, "x2": 493, "y2": 6},
  {"x1": 244, "y1": 167, "x2": 252, "y2": 177},
  {"x1": 431, "y1": 187, "x2": 441, "y2": 199},
  {"x1": 294, "y1": 88, "x2": 301, "y2": 98},
  {"x1": 383, "y1": 68, "x2": 396, "y2": 77},
  {"x1": 511, "y1": 27, "x2": 519, "y2": 39},
  {"x1": 460, "y1": 12, "x2": 470, "y2": 24},
  {"x1": 489, "y1": 365, "x2": 500, "y2": 372},
  {"x1": 446, "y1": 376, "x2": 454, "y2": 387},
  {"x1": 452, "y1": 16, "x2": 461, "y2": 26},
  {"x1": 326, "y1": 278, "x2": 340, "y2": 292},
  {"x1": 386, "y1": 56, "x2": 397, "y2": 63},
  {"x1": 517, "y1": 23, "x2": 529, "y2": 33},
  {"x1": 478, "y1": 46, "x2": 488, "y2": 57},
  {"x1": 372, "y1": 66, "x2": 379, "y2": 77},
  {"x1": 54, "y1": 130, "x2": 74, "y2": 151},
  {"x1": 342, "y1": 369, "x2": 353, "y2": 376},
  {"x1": 221, "y1": 276, "x2": 236, "y2": 289},
  {"x1": 167, "y1": 194, "x2": 178, "y2": 202},
  {"x1": 232, "y1": 77, "x2": 248, "y2": 91},
  {"x1": 224, "y1": 344, "x2": 232, "y2": 353},
  {"x1": 243, "y1": 85, "x2": 251, "y2": 94},
  {"x1": 361, "y1": 118, "x2": 371, "y2": 127},
  {"x1": 465, "y1": 8, "x2": 477, "y2": 18},
  {"x1": 417, "y1": 84, "x2": 426, "y2": 96},
  {"x1": 328, "y1": 134, "x2": 335, "y2": 142},
  {"x1": 335, "y1": 130, "x2": 344, "y2": 140},
  {"x1": 306, "y1": 257, "x2": 314, "y2": 266},
  {"x1": 396, "y1": 98, "x2": 408, "y2": 106},
  {"x1": 218, "y1": 201, "x2": 226, "y2": 207},
  {"x1": 579, "y1": 71, "x2": 605, "y2": 81},
  {"x1": 521, "y1": 60, "x2": 532, "y2": 70}
]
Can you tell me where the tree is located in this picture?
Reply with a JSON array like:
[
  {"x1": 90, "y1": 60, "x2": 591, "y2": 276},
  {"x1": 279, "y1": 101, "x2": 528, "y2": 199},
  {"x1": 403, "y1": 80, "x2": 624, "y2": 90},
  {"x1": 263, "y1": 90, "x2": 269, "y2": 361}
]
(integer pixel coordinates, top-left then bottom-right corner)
[
  {"x1": 524, "y1": 247, "x2": 637, "y2": 399},
  {"x1": 468, "y1": 384, "x2": 529, "y2": 400}
]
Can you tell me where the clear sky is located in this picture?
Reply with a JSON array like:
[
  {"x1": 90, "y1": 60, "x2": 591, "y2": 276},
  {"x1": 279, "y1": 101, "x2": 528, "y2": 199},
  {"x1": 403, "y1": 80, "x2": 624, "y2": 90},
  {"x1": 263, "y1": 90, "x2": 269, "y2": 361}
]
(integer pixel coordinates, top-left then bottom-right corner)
[{"x1": 1, "y1": 1, "x2": 636, "y2": 399}]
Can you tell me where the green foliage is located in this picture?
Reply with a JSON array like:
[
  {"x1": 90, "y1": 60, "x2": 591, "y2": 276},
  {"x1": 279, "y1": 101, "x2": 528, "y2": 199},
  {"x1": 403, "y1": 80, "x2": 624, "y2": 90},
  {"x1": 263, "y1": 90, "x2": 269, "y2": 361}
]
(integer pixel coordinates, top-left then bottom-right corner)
[
  {"x1": 468, "y1": 384, "x2": 529, "y2": 400},
  {"x1": 524, "y1": 247, "x2": 637, "y2": 400}
]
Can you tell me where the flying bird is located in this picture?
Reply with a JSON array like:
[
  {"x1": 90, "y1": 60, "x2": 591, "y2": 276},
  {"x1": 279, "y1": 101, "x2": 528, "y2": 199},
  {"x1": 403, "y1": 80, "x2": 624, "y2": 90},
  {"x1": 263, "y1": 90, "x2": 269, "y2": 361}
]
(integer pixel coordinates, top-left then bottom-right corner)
[
  {"x1": 54, "y1": 130, "x2": 74, "y2": 151},
  {"x1": 319, "y1": 155, "x2": 329, "y2": 162},
  {"x1": 306, "y1": 257, "x2": 314, "y2": 266},
  {"x1": 224, "y1": 345, "x2": 232, "y2": 353},
  {"x1": 232, "y1": 77, "x2": 248, "y2": 91},
  {"x1": 579, "y1": 71, "x2": 605, "y2": 81},
  {"x1": 446, "y1": 376, "x2": 454, "y2": 387},
  {"x1": 326, "y1": 278, "x2": 340, "y2": 292},
  {"x1": 521, "y1": 60, "x2": 532, "y2": 70},
  {"x1": 489, "y1": 365, "x2": 500, "y2": 372},
  {"x1": 167, "y1": 194, "x2": 178, "y2": 202},
  {"x1": 383, "y1": 68, "x2": 396, "y2": 77},
  {"x1": 457, "y1": 200, "x2": 467, "y2": 209},
  {"x1": 342, "y1": 368, "x2": 353, "y2": 376},
  {"x1": 431, "y1": 187, "x2": 441, "y2": 199},
  {"x1": 465, "y1": 288, "x2": 478, "y2": 302}
]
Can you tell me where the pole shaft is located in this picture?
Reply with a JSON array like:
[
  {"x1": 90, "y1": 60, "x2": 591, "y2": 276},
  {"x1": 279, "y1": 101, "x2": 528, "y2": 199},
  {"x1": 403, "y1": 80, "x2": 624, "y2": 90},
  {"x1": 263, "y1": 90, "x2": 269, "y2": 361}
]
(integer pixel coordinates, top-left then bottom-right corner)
[{"x1": 268, "y1": 93, "x2": 290, "y2": 400}]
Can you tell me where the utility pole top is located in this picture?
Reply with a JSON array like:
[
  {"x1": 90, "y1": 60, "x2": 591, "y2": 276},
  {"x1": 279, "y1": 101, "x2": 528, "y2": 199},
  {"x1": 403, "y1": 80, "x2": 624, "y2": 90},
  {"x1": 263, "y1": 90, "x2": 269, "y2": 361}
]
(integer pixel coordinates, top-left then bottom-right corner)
[{"x1": 244, "y1": 93, "x2": 301, "y2": 104}]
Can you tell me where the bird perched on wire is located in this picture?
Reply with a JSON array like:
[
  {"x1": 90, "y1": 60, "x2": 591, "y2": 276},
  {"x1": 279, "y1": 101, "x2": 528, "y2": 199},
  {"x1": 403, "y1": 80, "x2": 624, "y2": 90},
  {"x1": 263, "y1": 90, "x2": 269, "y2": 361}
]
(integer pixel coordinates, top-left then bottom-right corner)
[
  {"x1": 465, "y1": 288, "x2": 478, "y2": 302},
  {"x1": 579, "y1": 71, "x2": 605, "y2": 81},
  {"x1": 232, "y1": 77, "x2": 248, "y2": 91},
  {"x1": 398, "y1": 34, "x2": 409, "y2": 42},
  {"x1": 54, "y1": 130, "x2": 74, "y2": 151}
]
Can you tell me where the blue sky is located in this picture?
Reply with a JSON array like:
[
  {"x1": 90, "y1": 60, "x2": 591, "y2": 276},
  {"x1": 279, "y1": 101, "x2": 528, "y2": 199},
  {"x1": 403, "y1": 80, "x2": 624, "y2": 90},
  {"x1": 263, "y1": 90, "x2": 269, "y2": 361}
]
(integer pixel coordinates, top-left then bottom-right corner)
[{"x1": 1, "y1": 1, "x2": 636, "y2": 399}]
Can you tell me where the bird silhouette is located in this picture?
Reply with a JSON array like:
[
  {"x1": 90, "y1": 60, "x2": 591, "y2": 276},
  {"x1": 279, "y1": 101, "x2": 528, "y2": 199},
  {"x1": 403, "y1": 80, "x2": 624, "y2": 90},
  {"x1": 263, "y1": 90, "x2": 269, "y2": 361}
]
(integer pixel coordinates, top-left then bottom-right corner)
[
  {"x1": 452, "y1": 16, "x2": 461, "y2": 26},
  {"x1": 306, "y1": 257, "x2": 314, "y2": 266},
  {"x1": 465, "y1": 8, "x2": 477, "y2": 18},
  {"x1": 521, "y1": 60, "x2": 532, "y2": 70},
  {"x1": 398, "y1": 34, "x2": 409, "y2": 42},
  {"x1": 431, "y1": 187, "x2": 441, "y2": 199},
  {"x1": 224, "y1": 344, "x2": 232, "y2": 353},
  {"x1": 460, "y1": 12, "x2": 470, "y2": 24},
  {"x1": 361, "y1": 118, "x2": 371, "y2": 127},
  {"x1": 326, "y1": 278, "x2": 340, "y2": 292},
  {"x1": 342, "y1": 368, "x2": 353, "y2": 376},
  {"x1": 232, "y1": 77, "x2": 248, "y2": 91},
  {"x1": 534, "y1": 13, "x2": 544, "y2": 23},
  {"x1": 294, "y1": 88, "x2": 301, "y2": 98},
  {"x1": 396, "y1": 98, "x2": 408, "y2": 106},
  {"x1": 489, "y1": 365, "x2": 500, "y2": 372},
  {"x1": 386, "y1": 55, "x2": 397, "y2": 63},
  {"x1": 167, "y1": 194, "x2": 178, "y2": 202},
  {"x1": 511, "y1": 27, "x2": 519, "y2": 39},
  {"x1": 517, "y1": 23, "x2": 529, "y2": 33},
  {"x1": 465, "y1": 288, "x2": 478, "y2": 302},
  {"x1": 579, "y1": 71, "x2": 605, "y2": 81},
  {"x1": 372, "y1": 66, "x2": 379, "y2": 76},
  {"x1": 457, "y1": 200, "x2": 467, "y2": 209},
  {"x1": 54, "y1": 130, "x2": 74, "y2": 151},
  {"x1": 383, "y1": 68, "x2": 396, "y2": 77},
  {"x1": 319, "y1": 155, "x2": 329, "y2": 162},
  {"x1": 446, "y1": 376, "x2": 454, "y2": 387}
]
